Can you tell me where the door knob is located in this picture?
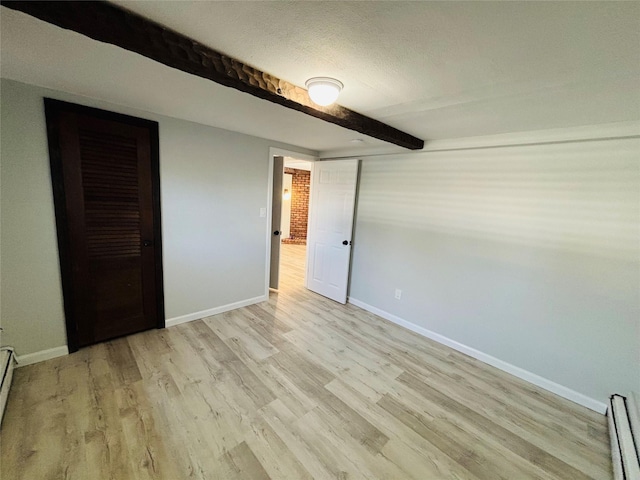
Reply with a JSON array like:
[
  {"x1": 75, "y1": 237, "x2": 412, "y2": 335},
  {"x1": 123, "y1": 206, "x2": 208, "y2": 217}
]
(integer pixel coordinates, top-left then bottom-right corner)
[
  {"x1": 342, "y1": 240, "x2": 349, "y2": 245},
  {"x1": 143, "y1": 240, "x2": 153, "y2": 247},
  {"x1": 274, "y1": 230, "x2": 281, "y2": 236}
]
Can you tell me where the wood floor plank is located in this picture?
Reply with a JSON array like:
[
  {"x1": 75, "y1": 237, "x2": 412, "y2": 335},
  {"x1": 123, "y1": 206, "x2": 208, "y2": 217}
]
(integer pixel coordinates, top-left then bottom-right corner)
[
  {"x1": 212, "y1": 441, "x2": 272, "y2": 480},
  {"x1": 115, "y1": 383, "x2": 182, "y2": 480},
  {"x1": 143, "y1": 384, "x2": 219, "y2": 478},
  {"x1": 84, "y1": 377, "x2": 129, "y2": 480},
  {"x1": 221, "y1": 358, "x2": 277, "y2": 410},
  {"x1": 328, "y1": 309, "x2": 610, "y2": 475},
  {"x1": 216, "y1": 310, "x2": 280, "y2": 362},
  {"x1": 325, "y1": 377, "x2": 485, "y2": 479},
  {"x1": 266, "y1": 346, "x2": 336, "y2": 392},
  {"x1": 106, "y1": 337, "x2": 143, "y2": 387},
  {"x1": 293, "y1": 409, "x2": 372, "y2": 480},
  {"x1": 333, "y1": 299, "x2": 610, "y2": 456},
  {"x1": 58, "y1": 357, "x2": 92, "y2": 480},
  {"x1": 245, "y1": 414, "x2": 314, "y2": 480},
  {"x1": 306, "y1": 416, "x2": 397, "y2": 479},
  {"x1": 244, "y1": 360, "x2": 319, "y2": 419},
  {"x1": 0, "y1": 244, "x2": 612, "y2": 480},
  {"x1": 313, "y1": 391, "x2": 390, "y2": 455},
  {"x1": 397, "y1": 371, "x2": 597, "y2": 480},
  {"x1": 304, "y1": 405, "x2": 410, "y2": 479},
  {"x1": 238, "y1": 309, "x2": 291, "y2": 350},
  {"x1": 259, "y1": 399, "x2": 338, "y2": 480},
  {"x1": 245, "y1": 303, "x2": 294, "y2": 335},
  {"x1": 128, "y1": 331, "x2": 177, "y2": 386},
  {"x1": 395, "y1": 367, "x2": 611, "y2": 478},
  {"x1": 381, "y1": 438, "x2": 479, "y2": 480},
  {"x1": 377, "y1": 393, "x2": 556, "y2": 480}
]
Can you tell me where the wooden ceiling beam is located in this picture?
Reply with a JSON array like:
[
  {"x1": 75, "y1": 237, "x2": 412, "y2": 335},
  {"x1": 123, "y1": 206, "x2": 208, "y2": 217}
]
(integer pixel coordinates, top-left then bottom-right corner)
[{"x1": 2, "y1": 1, "x2": 425, "y2": 150}]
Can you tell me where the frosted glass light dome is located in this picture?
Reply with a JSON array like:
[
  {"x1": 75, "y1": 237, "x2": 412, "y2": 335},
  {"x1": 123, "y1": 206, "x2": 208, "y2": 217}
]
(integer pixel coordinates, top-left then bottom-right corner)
[{"x1": 305, "y1": 77, "x2": 343, "y2": 106}]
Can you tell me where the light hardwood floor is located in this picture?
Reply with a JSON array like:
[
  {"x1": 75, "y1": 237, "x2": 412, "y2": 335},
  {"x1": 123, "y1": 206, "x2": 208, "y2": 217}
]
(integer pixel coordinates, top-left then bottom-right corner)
[{"x1": 1, "y1": 244, "x2": 611, "y2": 479}]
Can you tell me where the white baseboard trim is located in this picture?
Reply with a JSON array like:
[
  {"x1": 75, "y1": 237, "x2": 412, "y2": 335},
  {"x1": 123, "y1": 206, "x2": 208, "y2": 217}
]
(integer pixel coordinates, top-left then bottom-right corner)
[
  {"x1": 16, "y1": 345, "x2": 69, "y2": 367},
  {"x1": 11, "y1": 296, "x2": 268, "y2": 367},
  {"x1": 347, "y1": 297, "x2": 607, "y2": 414},
  {"x1": 166, "y1": 295, "x2": 268, "y2": 328}
]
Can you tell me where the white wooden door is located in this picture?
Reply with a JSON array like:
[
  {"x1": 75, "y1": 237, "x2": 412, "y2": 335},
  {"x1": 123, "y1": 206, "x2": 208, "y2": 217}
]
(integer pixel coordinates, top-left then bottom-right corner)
[{"x1": 306, "y1": 159, "x2": 359, "y2": 303}]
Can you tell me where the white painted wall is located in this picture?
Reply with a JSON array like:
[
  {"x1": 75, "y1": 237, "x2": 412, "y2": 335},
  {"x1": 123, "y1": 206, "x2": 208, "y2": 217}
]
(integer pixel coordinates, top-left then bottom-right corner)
[
  {"x1": 0, "y1": 79, "x2": 315, "y2": 358},
  {"x1": 349, "y1": 131, "x2": 640, "y2": 406}
]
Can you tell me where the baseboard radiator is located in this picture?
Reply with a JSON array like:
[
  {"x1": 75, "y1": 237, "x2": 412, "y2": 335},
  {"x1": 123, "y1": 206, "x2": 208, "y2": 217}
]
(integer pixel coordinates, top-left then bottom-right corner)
[
  {"x1": 0, "y1": 347, "x2": 17, "y2": 427},
  {"x1": 608, "y1": 393, "x2": 640, "y2": 479}
]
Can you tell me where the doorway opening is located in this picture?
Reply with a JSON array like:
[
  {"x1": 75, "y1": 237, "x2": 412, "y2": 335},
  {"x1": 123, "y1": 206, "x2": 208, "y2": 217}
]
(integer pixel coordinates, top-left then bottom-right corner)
[
  {"x1": 268, "y1": 151, "x2": 360, "y2": 304},
  {"x1": 273, "y1": 156, "x2": 313, "y2": 292},
  {"x1": 281, "y1": 161, "x2": 311, "y2": 246}
]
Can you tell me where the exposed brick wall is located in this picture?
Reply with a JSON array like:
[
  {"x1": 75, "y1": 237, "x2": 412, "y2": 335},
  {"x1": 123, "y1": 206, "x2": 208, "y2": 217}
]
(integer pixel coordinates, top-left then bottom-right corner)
[{"x1": 282, "y1": 167, "x2": 310, "y2": 244}]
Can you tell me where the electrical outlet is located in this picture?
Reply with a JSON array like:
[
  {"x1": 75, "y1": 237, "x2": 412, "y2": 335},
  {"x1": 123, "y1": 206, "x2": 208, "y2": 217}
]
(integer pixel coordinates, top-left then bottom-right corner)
[{"x1": 395, "y1": 289, "x2": 402, "y2": 300}]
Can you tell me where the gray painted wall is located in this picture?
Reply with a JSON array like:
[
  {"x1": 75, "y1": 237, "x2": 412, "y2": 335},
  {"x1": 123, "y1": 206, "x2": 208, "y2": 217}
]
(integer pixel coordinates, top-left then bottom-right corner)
[
  {"x1": 0, "y1": 79, "x2": 314, "y2": 356},
  {"x1": 350, "y1": 137, "x2": 640, "y2": 404}
]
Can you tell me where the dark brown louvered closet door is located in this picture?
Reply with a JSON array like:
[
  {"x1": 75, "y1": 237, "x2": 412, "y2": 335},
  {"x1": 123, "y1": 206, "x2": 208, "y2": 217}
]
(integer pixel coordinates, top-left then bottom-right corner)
[{"x1": 46, "y1": 100, "x2": 164, "y2": 350}]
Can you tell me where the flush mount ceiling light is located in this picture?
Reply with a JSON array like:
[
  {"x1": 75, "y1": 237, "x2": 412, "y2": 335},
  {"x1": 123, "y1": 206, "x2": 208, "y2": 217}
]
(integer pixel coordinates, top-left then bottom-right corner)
[{"x1": 305, "y1": 77, "x2": 344, "y2": 106}]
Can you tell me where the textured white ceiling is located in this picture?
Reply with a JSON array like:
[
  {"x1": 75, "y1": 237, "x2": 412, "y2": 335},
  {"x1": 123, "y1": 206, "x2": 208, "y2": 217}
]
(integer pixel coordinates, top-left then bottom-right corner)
[{"x1": 2, "y1": 1, "x2": 639, "y2": 156}]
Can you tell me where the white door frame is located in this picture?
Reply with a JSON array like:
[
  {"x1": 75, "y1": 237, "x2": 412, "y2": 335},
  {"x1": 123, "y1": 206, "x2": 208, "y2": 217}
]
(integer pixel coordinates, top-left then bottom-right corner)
[{"x1": 264, "y1": 147, "x2": 318, "y2": 296}]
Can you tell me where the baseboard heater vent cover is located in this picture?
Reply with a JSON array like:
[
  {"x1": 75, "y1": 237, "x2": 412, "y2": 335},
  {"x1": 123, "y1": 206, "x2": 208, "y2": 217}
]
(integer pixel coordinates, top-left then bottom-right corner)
[
  {"x1": 608, "y1": 393, "x2": 640, "y2": 480},
  {"x1": 0, "y1": 347, "x2": 16, "y2": 425},
  {"x1": 0, "y1": 347, "x2": 17, "y2": 427}
]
